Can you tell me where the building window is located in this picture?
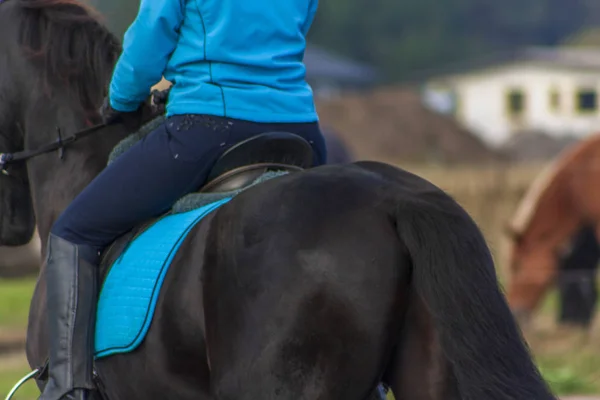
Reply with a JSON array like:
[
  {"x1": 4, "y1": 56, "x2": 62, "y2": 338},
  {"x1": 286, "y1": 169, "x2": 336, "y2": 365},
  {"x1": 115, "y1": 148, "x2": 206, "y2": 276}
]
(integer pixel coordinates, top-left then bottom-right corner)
[
  {"x1": 506, "y1": 88, "x2": 525, "y2": 118},
  {"x1": 575, "y1": 89, "x2": 597, "y2": 113},
  {"x1": 549, "y1": 88, "x2": 560, "y2": 112}
]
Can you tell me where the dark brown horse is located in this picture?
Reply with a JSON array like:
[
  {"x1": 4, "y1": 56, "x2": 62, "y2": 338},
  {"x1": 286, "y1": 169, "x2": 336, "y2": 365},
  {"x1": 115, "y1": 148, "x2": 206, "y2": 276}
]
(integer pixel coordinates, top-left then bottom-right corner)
[{"x1": 1, "y1": 1, "x2": 556, "y2": 399}]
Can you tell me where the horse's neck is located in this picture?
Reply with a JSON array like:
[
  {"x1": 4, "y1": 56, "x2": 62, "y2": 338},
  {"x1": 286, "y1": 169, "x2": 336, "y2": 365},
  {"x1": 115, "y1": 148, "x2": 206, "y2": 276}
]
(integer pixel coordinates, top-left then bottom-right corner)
[
  {"x1": 27, "y1": 114, "x2": 128, "y2": 249},
  {"x1": 522, "y1": 173, "x2": 580, "y2": 251},
  {"x1": 518, "y1": 137, "x2": 600, "y2": 249}
]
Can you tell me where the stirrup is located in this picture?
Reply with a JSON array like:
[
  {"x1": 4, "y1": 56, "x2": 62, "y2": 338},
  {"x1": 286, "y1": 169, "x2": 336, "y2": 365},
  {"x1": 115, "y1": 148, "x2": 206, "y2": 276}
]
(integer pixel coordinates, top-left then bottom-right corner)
[{"x1": 4, "y1": 369, "x2": 41, "y2": 400}]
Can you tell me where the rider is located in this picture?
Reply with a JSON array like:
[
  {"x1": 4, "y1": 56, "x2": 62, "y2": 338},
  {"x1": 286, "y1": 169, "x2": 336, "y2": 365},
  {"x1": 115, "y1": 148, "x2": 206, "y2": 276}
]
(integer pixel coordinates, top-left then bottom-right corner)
[{"x1": 39, "y1": 0, "x2": 326, "y2": 398}]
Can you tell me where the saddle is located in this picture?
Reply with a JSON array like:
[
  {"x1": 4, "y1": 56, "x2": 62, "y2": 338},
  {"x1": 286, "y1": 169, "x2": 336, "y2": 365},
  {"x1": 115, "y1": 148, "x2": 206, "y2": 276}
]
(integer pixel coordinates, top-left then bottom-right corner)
[{"x1": 199, "y1": 130, "x2": 314, "y2": 193}]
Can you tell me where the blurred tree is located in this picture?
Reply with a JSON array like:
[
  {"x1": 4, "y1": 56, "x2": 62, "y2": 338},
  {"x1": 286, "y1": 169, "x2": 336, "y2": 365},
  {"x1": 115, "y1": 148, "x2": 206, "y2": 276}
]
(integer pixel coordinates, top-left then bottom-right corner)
[
  {"x1": 88, "y1": 0, "x2": 140, "y2": 39},
  {"x1": 308, "y1": 0, "x2": 591, "y2": 80},
  {"x1": 87, "y1": 0, "x2": 597, "y2": 81}
]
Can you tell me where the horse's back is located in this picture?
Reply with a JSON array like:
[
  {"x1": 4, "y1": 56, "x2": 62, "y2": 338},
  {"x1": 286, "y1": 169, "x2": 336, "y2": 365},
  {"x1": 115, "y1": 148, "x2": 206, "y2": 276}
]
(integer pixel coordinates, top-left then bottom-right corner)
[{"x1": 202, "y1": 164, "x2": 411, "y2": 399}]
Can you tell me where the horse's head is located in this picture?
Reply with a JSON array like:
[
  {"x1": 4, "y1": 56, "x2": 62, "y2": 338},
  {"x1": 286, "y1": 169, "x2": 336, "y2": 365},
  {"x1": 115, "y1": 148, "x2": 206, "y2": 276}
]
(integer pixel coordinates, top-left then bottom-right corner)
[
  {"x1": 0, "y1": 1, "x2": 36, "y2": 246},
  {"x1": 503, "y1": 223, "x2": 558, "y2": 324},
  {"x1": 0, "y1": 0, "x2": 164, "y2": 246},
  {"x1": 0, "y1": 127, "x2": 36, "y2": 246},
  {"x1": 0, "y1": 0, "x2": 124, "y2": 244}
]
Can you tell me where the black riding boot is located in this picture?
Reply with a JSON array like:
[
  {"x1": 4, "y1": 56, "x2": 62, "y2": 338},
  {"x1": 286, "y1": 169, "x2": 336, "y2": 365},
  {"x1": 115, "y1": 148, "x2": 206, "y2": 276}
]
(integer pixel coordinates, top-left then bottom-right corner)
[{"x1": 39, "y1": 234, "x2": 100, "y2": 400}]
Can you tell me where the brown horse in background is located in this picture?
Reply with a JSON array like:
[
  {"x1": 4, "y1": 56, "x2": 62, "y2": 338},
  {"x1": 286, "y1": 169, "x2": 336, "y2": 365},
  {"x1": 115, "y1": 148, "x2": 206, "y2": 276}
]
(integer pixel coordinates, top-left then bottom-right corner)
[{"x1": 505, "y1": 132, "x2": 600, "y2": 323}]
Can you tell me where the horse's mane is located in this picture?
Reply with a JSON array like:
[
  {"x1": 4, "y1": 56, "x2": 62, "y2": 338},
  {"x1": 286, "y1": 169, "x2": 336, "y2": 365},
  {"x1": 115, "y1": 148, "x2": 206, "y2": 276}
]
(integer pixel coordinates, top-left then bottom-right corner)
[
  {"x1": 509, "y1": 133, "x2": 600, "y2": 234},
  {"x1": 16, "y1": 0, "x2": 121, "y2": 112}
]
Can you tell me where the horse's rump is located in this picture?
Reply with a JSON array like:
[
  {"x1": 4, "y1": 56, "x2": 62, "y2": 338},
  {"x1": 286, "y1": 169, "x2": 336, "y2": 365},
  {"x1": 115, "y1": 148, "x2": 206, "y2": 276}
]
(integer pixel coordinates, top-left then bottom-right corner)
[{"x1": 202, "y1": 165, "x2": 409, "y2": 399}]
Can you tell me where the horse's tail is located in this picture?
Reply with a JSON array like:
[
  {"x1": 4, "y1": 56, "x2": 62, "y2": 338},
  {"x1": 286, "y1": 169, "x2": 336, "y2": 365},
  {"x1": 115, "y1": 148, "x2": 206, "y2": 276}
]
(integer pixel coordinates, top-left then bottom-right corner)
[{"x1": 393, "y1": 184, "x2": 556, "y2": 399}]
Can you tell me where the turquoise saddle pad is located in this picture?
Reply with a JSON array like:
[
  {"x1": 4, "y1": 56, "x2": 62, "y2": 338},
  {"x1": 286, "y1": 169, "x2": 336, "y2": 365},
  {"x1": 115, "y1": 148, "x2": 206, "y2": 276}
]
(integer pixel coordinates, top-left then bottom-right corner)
[{"x1": 94, "y1": 197, "x2": 231, "y2": 359}]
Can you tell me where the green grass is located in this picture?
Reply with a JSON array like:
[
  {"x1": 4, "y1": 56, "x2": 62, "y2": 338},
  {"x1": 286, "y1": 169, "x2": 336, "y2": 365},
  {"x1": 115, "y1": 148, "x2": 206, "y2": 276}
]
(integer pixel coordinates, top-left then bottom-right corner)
[
  {"x1": 0, "y1": 363, "x2": 40, "y2": 400},
  {"x1": 0, "y1": 278, "x2": 36, "y2": 329},
  {"x1": 0, "y1": 278, "x2": 38, "y2": 399},
  {"x1": 522, "y1": 288, "x2": 600, "y2": 395},
  {"x1": 537, "y1": 353, "x2": 600, "y2": 395}
]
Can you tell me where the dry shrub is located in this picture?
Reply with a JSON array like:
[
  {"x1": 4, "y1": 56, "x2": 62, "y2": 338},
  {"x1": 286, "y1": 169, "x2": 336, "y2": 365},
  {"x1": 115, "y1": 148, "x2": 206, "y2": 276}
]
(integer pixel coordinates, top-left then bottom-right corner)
[{"x1": 316, "y1": 86, "x2": 504, "y2": 165}]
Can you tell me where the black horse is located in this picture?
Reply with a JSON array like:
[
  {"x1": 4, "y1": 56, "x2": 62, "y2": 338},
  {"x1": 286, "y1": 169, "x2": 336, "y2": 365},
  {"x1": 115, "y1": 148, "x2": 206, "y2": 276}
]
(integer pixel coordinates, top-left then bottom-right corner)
[{"x1": 1, "y1": 1, "x2": 556, "y2": 399}]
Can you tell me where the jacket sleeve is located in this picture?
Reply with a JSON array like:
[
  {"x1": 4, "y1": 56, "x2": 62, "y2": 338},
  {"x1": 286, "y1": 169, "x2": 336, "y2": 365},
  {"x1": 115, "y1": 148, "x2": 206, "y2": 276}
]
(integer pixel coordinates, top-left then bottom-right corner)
[
  {"x1": 108, "y1": 0, "x2": 184, "y2": 112},
  {"x1": 301, "y1": 0, "x2": 319, "y2": 35}
]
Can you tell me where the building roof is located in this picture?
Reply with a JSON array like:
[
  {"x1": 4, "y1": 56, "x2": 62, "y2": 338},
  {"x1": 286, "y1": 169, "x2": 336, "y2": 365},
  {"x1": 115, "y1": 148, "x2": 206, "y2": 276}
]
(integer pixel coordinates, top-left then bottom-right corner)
[
  {"x1": 407, "y1": 46, "x2": 600, "y2": 84},
  {"x1": 304, "y1": 45, "x2": 378, "y2": 84},
  {"x1": 519, "y1": 46, "x2": 600, "y2": 69}
]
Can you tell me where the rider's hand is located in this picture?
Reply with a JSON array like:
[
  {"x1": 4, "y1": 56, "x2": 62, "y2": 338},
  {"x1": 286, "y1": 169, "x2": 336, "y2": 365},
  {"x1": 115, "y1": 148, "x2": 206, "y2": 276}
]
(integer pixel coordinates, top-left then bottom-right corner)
[
  {"x1": 99, "y1": 97, "x2": 144, "y2": 131},
  {"x1": 150, "y1": 87, "x2": 171, "y2": 115},
  {"x1": 151, "y1": 87, "x2": 171, "y2": 107}
]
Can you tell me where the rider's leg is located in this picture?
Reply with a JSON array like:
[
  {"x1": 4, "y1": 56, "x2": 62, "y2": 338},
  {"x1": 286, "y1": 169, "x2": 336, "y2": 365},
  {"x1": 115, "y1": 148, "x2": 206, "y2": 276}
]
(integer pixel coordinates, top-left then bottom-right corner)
[
  {"x1": 53, "y1": 115, "x2": 325, "y2": 247},
  {"x1": 39, "y1": 114, "x2": 325, "y2": 400}
]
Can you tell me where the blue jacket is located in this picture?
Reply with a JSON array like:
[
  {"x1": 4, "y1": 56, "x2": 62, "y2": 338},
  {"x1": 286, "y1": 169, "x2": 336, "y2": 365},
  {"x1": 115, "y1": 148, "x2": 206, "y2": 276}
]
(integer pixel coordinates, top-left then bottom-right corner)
[{"x1": 108, "y1": 0, "x2": 319, "y2": 123}]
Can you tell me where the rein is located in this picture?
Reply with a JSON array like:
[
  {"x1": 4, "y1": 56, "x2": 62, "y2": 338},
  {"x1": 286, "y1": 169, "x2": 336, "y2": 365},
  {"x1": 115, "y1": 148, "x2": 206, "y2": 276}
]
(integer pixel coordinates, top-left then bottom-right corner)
[
  {"x1": 0, "y1": 88, "x2": 167, "y2": 174},
  {"x1": 0, "y1": 122, "x2": 107, "y2": 174}
]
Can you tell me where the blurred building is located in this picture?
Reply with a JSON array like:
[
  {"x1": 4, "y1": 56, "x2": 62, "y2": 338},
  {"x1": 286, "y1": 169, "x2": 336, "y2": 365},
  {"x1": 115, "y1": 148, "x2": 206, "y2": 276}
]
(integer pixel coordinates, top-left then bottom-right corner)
[{"x1": 420, "y1": 47, "x2": 600, "y2": 147}]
